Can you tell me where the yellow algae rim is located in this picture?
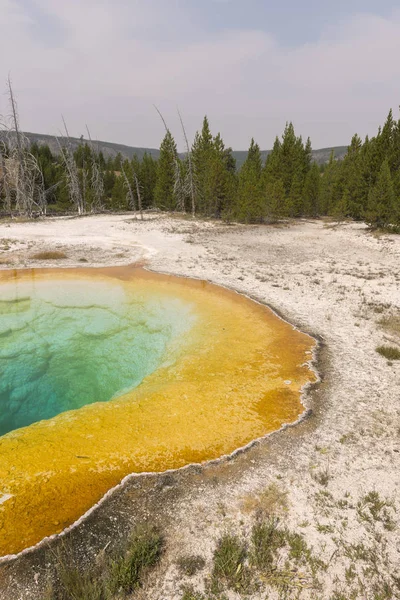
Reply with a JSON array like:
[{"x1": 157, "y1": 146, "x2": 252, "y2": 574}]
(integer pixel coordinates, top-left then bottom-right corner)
[{"x1": 0, "y1": 266, "x2": 320, "y2": 563}]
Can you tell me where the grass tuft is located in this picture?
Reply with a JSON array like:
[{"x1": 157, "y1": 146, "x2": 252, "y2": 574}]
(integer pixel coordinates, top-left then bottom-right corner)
[
  {"x1": 45, "y1": 523, "x2": 163, "y2": 599},
  {"x1": 376, "y1": 345, "x2": 400, "y2": 360},
  {"x1": 249, "y1": 518, "x2": 286, "y2": 572},
  {"x1": 107, "y1": 524, "x2": 164, "y2": 595},
  {"x1": 181, "y1": 586, "x2": 214, "y2": 600},
  {"x1": 357, "y1": 491, "x2": 396, "y2": 531},
  {"x1": 31, "y1": 250, "x2": 68, "y2": 260},
  {"x1": 45, "y1": 547, "x2": 105, "y2": 600},
  {"x1": 311, "y1": 464, "x2": 331, "y2": 487},
  {"x1": 211, "y1": 533, "x2": 250, "y2": 593},
  {"x1": 177, "y1": 554, "x2": 206, "y2": 577},
  {"x1": 378, "y1": 315, "x2": 400, "y2": 338}
]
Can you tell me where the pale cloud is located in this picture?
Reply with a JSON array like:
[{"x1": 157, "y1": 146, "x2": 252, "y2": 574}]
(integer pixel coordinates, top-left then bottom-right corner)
[{"x1": 1, "y1": 1, "x2": 400, "y2": 150}]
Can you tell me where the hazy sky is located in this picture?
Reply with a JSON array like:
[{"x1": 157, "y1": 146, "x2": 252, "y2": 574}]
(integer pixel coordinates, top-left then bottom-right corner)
[{"x1": 1, "y1": 0, "x2": 400, "y2": 150}]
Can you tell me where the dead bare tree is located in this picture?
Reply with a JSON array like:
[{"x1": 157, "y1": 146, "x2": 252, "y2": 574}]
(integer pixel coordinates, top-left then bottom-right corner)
[
  {"x1": 177, "y1": 108, "x2": 197, "y2": 217},
  {"x1": 0, "y1": 145, "x2": 12, "y2": 216},
  {"x1": 121, "y1": 164, "x2": 136, "y2": 217},
  {"x1": 4, "y1": 76, "x2": 46, "y2": 217},
  {"x1": 132, "y1": 167, "x2": 143, "y2": 220},
  {"x1": 55, "y1": 116, "x2": 84, "y2": 215},
  {"x1": 86, "y1": 126, "x2": 105, "y2": 213}
]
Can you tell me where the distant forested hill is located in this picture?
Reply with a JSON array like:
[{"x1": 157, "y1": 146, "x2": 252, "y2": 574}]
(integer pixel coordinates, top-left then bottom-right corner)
[
  {"x1": 0, "y1": 131, "x2": 347, "y2": 167},
  {"x1": 232, "y1": 146, "x2": 347, "y2": 168},
  {"x1": 0, "y1": 131, "x2": 160, "y2": 161}
]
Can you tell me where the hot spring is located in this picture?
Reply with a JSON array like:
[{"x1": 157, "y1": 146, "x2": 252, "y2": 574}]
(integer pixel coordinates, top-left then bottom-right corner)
[{"x1": 0, "y1": 267, "x2": 316, "y2": 557}]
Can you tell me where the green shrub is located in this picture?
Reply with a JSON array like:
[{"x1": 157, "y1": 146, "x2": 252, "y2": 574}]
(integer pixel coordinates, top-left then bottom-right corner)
[
  {"x1": 250, "y1": 518, "x2": 286, "y2": 572},
  {"x1": 107, "y1": 525, "x2": 164, "y2": 595},
  {"x1": 376, "y1": 345, "x2": 400, "y2": 360},
  {"x1": 177, "y1": 554, "x2": 206, "y2": 577},
  {"x1": 45, "y1": 523, "x2": 163, "y2": 599},
  {"x1": 211, "y1": 533, "x2": 250, "y2": 593},
  {"x1": 31, "y1": 250, "x2": 68, "y2": 260}
]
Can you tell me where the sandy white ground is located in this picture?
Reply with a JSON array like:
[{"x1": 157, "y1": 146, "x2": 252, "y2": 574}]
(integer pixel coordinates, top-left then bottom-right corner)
[{"x1": 0, "y1": 214, "x2": 399, "y2": 599}]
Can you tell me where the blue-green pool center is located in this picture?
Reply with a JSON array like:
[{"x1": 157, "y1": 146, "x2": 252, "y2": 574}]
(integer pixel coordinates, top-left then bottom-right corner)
[{"x1": 0, "y1": 276, "x2": 194, "y2": 436}]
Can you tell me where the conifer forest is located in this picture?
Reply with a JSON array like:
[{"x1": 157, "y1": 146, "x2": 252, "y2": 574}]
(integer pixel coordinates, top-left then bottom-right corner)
[{"x1": 1, "y1": 82, "x2": 400, "y2": 230}]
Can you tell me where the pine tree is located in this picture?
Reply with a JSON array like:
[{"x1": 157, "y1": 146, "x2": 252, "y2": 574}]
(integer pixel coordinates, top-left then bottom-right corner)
[
  {"x1": 380, "y1": 109, "x2": 395, "y2": 163},
  {"x1": 98, "y1": 151, "x2": 106, "y2": 170},
  {"x1": 206, "y1": 133, "x2": 234, "y2": 218},
  {"x1": 279, "y1": 123, "x2": 305, "y2": 196},
  {"x1": 114, "y1": 152, "x2": 123, "y2": 171},
  {"x1": 262, "y1": 125, "x2": 312, "y2": 217},
  {"x1": 366, "y1": 159, "x2": 396, "y2": 228},
  {"x1": 332, "y1": 188, "x2": 350, "y2": 222},
  {"x1": 303, "y1": 137, "x2": 313, "y2": 175},
  {"x1": 154, "y1": 131, "x2": 178, "y2": 211},
  {"x1": 103, "y1": 170, "x2": 116, "y2": 202},
  {"x1": 320, "y1": 151, "x2": 340, "y2": 215},
  {"x1": 191, "y1": 116, "x2": 215, "y2": 215},
  {"x1": 302, "y1": 162, "x2": 320, "y2": 217},
  {"x1": 390, "y1": 115, "x2": 400, "y2": 174},
  {"x1": 286, "y1": 168, "x2": 304, "y2": 217},
  {"x1": 341, "y1": 134, "x2": 367, "y2": 220},
  {"x1": 233, "y1": 139, "x2": 263, "y2": 222},
  {"x1": 263, "y1": 136, "x2": 282, "y2": 183},
  {"x1": 265, "y1": 179, "x2": 285, "y2": 221},
  {"x1": 140, "y1": 152, "x2": 157, "y2": 208},
  {"x1": 30, "y1": 143, "x2": 63, "y2": 208},
  {"x1": 110, "y1": 175, "x2": 127, "y2": 210}
]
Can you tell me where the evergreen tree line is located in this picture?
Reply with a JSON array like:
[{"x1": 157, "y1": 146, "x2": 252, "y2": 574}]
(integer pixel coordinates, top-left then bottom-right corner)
[
  {"x1": 1, "y1": 110, "x2": 400, "y2": 228},
  {"x1": 319, "y1": 109, "x2": 400, "y2": 228}
]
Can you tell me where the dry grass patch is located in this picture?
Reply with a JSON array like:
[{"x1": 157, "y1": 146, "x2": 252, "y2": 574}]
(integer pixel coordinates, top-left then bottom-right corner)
[
  {"x1": 31, "y1": 250, "x2": 68, "y2": 260},
  {"x1": 378, "y1": 315, "x2": 400, "y2": 339},
  {"x1": 357, "y1": 491, "x2": 396, "y2": 531},
  {"x1": 177, "y1": 555, "x2": 206, "y2": 577},
  {"x1": 376, "y1": 345, "x2": 400, "y2": 361},
  {"x1": 240, "y1": 483, "x2": 289, "y2": 517}
]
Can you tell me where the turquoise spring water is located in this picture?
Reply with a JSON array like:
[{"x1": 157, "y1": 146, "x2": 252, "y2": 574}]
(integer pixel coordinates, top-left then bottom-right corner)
[{"x1": 0, "y1": 274, "x2": 195, "y2": 437}]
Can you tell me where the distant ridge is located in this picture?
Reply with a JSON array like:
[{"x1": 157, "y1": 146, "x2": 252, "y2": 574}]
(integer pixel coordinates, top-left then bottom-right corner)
[
  {"x1": 0, "y1": 131, "x2": 160, "y2": 161},
  {"x1": 233, "y1": 146, "x2": 348, "y2": 168},
  {"x1": 1, "y1": 131, "x2": 348, "y2": 167}
]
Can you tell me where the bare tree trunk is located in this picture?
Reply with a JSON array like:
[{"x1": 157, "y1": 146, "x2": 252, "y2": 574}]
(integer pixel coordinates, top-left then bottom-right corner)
[
  {"x1": 133, "y1": 171, "x2": 143, "y2": 220},
  {"x1": 82, "y1": 157, "x2": 87, "y2": 210},
  {"x1": 6, "y1": 77, "x2": 45, "y2": 217},
  {"x1": 0, "y1": 149, "x2": 12, "y2": 217},
  {"x1": 86, "y1": 126, "x2": 104, "y2": 213},
  {"x1": 121, "y1": 165, "x2": 136, "y2": 217},
  {"x1": 8, "y1": 76, "x2": 23, "y2": 162},
  {"x1": 56, "y1": 116, "x2": 84, "y2": 215}
]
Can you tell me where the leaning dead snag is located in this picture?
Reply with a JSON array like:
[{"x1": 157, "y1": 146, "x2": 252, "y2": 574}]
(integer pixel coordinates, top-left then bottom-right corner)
[
  {"x1": 55, "y1": 116, "x2": 84, "y2": 215},
  {"x1": 0, "y1": 147, "x2": 12, "y2": 216},
  {"x1": 132, "y1": 167, "x2": 143, "y2": 220},
  {"x1": 86, "y1": 125, "x2": 105, "y2": 213},
  {"x1": 4, "y1": 76, "x2": 46, "y2": 217},
  {"x1": 121, "y1": 164, "x2": 137, "y2": 217}
]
